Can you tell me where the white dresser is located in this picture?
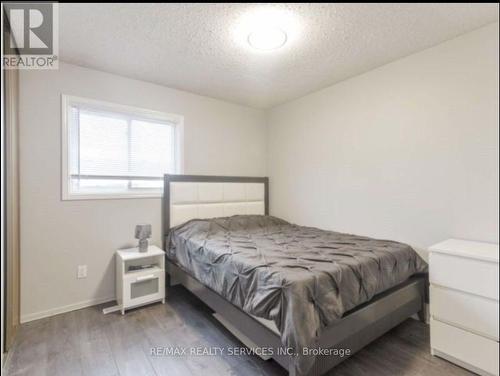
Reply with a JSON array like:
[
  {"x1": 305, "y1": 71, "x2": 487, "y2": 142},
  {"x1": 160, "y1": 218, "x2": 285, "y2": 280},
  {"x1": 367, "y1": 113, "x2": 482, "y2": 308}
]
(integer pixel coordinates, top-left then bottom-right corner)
[{"x1": 429, "y1": 239, "x2": 499, "y2": 376}]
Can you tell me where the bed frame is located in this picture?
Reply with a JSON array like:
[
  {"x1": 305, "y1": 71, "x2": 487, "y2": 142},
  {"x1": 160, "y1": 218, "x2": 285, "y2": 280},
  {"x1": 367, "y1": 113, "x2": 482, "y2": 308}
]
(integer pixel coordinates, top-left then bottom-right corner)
[{"x1": 162, "y1": 174, "x2": 427, "y2": 376}]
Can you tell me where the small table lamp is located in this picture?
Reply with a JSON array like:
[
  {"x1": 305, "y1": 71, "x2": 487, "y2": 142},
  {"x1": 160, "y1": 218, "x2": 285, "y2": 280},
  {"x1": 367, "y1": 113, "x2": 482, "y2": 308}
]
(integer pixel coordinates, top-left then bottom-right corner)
[{"x1": 135, "y1": 224, "x2": 152, "y2": 252}]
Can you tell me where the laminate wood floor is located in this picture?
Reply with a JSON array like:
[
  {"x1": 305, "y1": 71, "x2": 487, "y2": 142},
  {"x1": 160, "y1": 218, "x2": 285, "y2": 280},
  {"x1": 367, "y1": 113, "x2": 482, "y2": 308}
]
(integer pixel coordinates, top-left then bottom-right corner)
[{"x1": 5, "y1": 286, "x2": 473, "y2": 376}]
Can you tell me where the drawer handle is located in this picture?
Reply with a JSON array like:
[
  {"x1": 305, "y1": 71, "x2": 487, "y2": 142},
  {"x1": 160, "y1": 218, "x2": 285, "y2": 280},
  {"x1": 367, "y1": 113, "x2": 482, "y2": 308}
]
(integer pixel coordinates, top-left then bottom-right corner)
[{"x1": 136, "y1": 274, "x2": 156, "y2": 282}]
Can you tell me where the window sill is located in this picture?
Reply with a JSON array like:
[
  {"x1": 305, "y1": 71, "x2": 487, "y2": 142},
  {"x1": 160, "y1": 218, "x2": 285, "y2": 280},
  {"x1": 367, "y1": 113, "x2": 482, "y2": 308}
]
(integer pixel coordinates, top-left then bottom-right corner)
[{"x1": 62, "y1": 192, "x2": 163, "y2": 201}]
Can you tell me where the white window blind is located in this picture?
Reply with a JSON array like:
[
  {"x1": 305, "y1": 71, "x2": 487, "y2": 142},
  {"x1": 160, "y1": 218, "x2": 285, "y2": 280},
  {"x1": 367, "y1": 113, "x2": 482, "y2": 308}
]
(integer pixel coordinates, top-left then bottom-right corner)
[{"x1": 63, "y1": 96, "x2": 183, "y2": 199}]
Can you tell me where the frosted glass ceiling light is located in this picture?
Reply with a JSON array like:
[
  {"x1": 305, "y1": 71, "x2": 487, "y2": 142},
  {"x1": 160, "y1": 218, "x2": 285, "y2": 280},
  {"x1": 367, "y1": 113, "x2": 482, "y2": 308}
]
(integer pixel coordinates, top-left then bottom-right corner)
[
  {"x1": 247, "y1": 26, "x2": 287, "y2": 50},
  {"x1": 234, "y1": 8, "x2": 299, "y2": 52}
]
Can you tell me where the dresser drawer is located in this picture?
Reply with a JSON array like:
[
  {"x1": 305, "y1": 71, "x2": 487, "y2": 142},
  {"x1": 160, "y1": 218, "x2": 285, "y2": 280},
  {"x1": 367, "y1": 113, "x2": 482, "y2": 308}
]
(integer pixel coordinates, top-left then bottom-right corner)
[
  {"x1": 431, "y1": 319, "x2": 499, "y2": 376},
  {"x1": 429, "y1": 252, "x2": 499, "y2": 300},
  {"x1": 430, "y1": 285, "x2": 499, "y2": 340}
]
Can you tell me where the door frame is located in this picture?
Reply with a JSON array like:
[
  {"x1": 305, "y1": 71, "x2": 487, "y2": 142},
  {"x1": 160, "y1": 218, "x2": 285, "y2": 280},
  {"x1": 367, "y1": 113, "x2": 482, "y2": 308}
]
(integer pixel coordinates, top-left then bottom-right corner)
[{"x1": 2, "y1": 44, "x2": 21, "y2": 354}]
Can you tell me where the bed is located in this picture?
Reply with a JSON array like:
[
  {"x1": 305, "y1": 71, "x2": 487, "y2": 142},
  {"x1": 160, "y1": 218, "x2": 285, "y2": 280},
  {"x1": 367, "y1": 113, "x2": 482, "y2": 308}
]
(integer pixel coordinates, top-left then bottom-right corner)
[{"x1": 162, "y1": 174, "x2": 428, "y2": 376}]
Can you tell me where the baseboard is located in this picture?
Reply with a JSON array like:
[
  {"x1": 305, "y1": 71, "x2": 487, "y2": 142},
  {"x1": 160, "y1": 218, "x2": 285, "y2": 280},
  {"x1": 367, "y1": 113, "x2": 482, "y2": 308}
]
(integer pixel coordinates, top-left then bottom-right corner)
[{"x1": 20, "y1": 295, "x2": 115, "y2": 323}]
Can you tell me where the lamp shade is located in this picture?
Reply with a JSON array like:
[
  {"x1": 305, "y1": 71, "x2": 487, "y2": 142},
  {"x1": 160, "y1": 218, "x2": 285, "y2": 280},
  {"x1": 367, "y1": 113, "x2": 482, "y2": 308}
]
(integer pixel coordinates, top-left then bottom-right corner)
[{"x1": 135, "y1": 224, "x2": 151, "y2": 240}]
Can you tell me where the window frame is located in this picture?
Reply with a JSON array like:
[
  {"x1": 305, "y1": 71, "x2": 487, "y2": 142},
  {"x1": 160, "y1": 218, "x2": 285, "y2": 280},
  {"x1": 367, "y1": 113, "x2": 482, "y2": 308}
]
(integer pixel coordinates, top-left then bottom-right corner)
[{"x1": 61, "y1": 94, "x2": 184, "y2": 200}]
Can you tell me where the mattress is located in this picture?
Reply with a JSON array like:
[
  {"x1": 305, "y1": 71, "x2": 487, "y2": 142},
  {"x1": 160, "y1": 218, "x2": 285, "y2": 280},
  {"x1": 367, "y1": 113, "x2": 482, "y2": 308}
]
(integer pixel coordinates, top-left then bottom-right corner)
[{"x1": 167, "y1": 215, "x2": 427, "y2": 374}]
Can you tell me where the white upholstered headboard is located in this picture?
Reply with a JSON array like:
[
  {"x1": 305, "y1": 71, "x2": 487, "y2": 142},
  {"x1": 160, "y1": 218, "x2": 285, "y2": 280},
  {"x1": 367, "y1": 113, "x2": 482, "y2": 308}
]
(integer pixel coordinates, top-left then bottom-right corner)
[{"x1": 163, "y1": 175, "x2": 269, "y2": 242}]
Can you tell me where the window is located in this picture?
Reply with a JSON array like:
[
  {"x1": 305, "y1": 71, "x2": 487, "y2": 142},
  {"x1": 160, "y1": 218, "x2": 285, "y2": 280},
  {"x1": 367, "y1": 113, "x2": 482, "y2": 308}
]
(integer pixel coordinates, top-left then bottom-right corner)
[{"x1": 62, "y1": 95, "x2": 183, "y2": 199}]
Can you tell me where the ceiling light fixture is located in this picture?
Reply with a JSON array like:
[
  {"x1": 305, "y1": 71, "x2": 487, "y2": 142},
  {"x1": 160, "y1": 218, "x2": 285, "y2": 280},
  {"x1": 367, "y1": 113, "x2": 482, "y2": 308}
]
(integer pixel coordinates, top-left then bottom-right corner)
[
  {"x1": 247, "y1": 26, "x2": 287, "y2": 50},
  {"x1": 234, "y1": 8, "x2": 299, "y2": 53}
]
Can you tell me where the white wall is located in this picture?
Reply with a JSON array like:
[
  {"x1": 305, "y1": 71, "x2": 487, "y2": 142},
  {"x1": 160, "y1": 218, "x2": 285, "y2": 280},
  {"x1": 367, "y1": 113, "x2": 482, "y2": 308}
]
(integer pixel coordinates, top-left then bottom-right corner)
[
  {"x1": 268, "y1": 23, "x2": 499, "y2": 253},
  {"x1": 19, "y1": 62, "x2": 267, "y2": 321}
]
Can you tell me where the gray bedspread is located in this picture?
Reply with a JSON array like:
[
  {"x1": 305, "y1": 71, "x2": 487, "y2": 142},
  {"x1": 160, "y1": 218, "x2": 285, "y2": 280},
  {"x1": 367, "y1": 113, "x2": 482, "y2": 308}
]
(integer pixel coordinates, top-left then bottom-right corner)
[{"x1": 167, "y1": 215, "x2": 427, "y2": 374}]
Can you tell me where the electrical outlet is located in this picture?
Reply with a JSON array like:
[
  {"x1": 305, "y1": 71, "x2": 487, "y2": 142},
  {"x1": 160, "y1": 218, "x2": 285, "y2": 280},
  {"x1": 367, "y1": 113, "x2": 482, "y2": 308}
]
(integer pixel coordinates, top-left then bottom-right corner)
[{"x1": 77, "y1": 265, "x2": 87, "y2": 279}]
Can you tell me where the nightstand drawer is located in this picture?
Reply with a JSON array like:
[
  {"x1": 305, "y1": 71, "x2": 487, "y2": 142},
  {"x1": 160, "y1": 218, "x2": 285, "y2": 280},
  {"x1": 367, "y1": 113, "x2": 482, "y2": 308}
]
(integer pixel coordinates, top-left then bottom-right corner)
[
  {"x1": 123, "y1": 269, "x2": 165, "y2": 308},
  {"x1": 430, "y1": 285, "x2": 499, "y2": 340},
  {"x1": 429, "y1": 252, "x2": 499, "y2": 300},
  {"x1": 431, "y1": 319, "x2": 499, "y2": 376}
]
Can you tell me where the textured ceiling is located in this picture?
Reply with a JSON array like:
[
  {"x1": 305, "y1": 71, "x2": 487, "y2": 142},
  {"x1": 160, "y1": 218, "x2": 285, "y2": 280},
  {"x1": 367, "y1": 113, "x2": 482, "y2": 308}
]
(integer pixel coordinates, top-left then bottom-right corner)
[{"x1": 59, "y1": 3, "x2": 499, "y2": 109}]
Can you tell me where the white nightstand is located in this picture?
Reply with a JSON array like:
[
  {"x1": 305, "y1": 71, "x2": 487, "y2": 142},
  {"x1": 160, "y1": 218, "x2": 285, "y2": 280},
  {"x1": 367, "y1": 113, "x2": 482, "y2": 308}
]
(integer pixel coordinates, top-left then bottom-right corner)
[
  {"x1": 429, "y1": 239, "x2": 499, "y2": 376},
  {"x1": 114, "y1": 245, "x2": 165, "y2": 314}
]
